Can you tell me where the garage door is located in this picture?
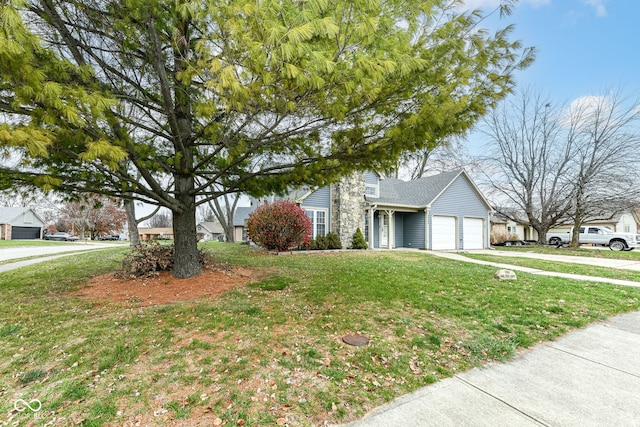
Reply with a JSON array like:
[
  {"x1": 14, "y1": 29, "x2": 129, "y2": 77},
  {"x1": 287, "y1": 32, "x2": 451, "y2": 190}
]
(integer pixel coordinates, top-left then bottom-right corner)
[
  {"x1": 11, "y1": 226, "x2": 41, "y2": 240},
  {"x1": 432, "y1": 216, "x2": 456, "y2": 250},
  {"x1": 463, "y1": 218, "x2": 484, "y2": 249}
]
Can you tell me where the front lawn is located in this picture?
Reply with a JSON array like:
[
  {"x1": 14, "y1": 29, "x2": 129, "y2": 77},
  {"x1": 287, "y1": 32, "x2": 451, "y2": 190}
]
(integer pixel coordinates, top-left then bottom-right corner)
[{"x1": 2, "y1": 244, "x2": 639, "y2": 426}]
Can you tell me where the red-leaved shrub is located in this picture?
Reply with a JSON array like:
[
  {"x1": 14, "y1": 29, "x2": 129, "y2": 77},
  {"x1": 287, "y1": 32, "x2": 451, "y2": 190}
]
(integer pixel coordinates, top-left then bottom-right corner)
[{"x1": 246, "y1": 201, "x2": 312, "y2": 251}]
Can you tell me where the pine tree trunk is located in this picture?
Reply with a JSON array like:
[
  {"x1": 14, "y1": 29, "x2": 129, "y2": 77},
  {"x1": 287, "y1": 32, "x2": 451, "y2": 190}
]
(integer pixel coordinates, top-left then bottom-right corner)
[
  {"x1": 124, "y1": 199, "x2": 140, "y2": 247},
  {"x1": 172, "y1": 176, "x2": 201, "y2": 278}
]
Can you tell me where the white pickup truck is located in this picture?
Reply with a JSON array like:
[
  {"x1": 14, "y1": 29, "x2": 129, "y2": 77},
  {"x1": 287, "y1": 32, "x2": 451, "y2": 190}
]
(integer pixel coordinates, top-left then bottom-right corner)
[{"x1": 546, "y1": 226, "x2": 640, "y2": 251}]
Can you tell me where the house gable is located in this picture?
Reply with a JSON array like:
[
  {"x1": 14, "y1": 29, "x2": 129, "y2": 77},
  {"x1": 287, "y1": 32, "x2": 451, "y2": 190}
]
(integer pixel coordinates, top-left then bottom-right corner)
[
  {"x1": 430, "y1": 174, "x2": 490, "y2": 216},
  {"x1": 0, "y1": 207, "x2": 46, "y2": 227}
]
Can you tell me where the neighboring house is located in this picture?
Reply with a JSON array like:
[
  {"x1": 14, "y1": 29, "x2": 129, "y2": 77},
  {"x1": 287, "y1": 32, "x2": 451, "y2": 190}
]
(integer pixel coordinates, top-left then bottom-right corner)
[
  {"x1": 138, "y1": 227, "x2": 173, "y2": 241},
  {"x1": 0, "y1": 207, "x2": 46, "y2": 240},
  {"x1": 232, "y1": 206, "x2": 254, "y2": 242},
  {"x1": 240, "y1": 170, "x2": 492, "y2": 250},
  {"x1": 197, "y1": 221, "x2": 225, "y2": 241},
  {"x1": 490, "y1": 213, "x2": 539, "y2": 243}
]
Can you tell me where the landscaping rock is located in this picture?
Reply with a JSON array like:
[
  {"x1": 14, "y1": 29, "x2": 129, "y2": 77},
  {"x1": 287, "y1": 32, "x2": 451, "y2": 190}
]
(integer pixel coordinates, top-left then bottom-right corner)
[{"x1": 494, "y1": 269, "x2": 517, "y2": 280}]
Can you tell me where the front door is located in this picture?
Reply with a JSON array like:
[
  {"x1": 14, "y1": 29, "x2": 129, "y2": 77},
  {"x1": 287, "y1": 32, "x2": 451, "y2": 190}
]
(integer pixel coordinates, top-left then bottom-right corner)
[{"x1": 380, "y1": 213, "x2": 389, "y2": 248}]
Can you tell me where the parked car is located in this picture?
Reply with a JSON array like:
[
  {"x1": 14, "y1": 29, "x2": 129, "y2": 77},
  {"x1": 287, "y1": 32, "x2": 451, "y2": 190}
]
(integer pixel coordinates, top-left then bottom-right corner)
[
  {"x1": 97, "y1": 235, "x2": 120, "y2": 241},
  {"x1": 44, "y1": 232, "x2": 79, "y2": 242},
  {"x1": 546, "y1": 226, "x2": 639, "y2": 251}
]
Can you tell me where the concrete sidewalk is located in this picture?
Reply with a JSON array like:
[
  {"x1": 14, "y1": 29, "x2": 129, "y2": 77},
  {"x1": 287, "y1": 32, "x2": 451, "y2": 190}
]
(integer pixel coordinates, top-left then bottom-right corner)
[
  {"x1": 340, "y1": 311, "x2": 640, "y2": 426},
  {"x1": 465, "y1": 249, "x2": 640, "y2": 271}
]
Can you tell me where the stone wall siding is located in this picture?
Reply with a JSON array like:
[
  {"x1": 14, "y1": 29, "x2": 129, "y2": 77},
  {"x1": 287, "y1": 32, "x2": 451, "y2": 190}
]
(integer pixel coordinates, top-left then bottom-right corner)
[
  {"x1": 331, "y1": 173, "x2": 366, "y2": 248},
  {"x1": 0, "y1": 224, "x2": 11, "y2": 240}
]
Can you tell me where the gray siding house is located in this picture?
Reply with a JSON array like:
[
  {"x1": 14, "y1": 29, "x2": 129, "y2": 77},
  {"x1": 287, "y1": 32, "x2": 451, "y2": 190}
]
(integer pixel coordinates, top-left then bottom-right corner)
[
  {"x1": 246, "y1": 170, "x2": 491, "y2": 250},
  {"x1": 364, "y1": 170, "x2": 491, "y2": 250},
  {"x1": 0, "y1": 207, "x2": 46, "y2": 240}
]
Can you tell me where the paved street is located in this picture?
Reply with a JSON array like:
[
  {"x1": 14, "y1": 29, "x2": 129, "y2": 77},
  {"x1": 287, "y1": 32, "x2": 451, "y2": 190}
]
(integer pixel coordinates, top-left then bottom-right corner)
[
  {"x1": 0, "y1": 242, "x2": 116, "y2": 272},
  {"x1": 0, "y1": 242, "x2": 114, "y2": 262}
]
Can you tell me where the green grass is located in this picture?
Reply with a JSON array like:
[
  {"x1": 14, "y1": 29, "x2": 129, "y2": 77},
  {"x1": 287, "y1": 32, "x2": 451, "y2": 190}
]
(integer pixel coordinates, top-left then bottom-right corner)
[
  {"x1": 465, "y1": 253, "x2": 640, "y2": 282},
  {"x1": 1, "y1": 243, "x2": 639, "y2": 426}
]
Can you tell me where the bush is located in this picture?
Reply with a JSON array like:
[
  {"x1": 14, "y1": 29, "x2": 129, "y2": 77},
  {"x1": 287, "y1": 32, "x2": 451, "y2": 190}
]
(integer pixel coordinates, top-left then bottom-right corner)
[
  {"x1": 351, "y1": 228, "x2": 368, "y2": 249},
  {"x1": 325, "y1": 232, "x2": 342, "y2": 249},
  {"x1": 246, "y1": 200, "x2": 312, "y2": 251},
  {"x1": 120, "y1": 242, "x2": 212, "y2": 277},
  {"x1": 313, "y1": 235, "x2": 328, "y2": 250}
]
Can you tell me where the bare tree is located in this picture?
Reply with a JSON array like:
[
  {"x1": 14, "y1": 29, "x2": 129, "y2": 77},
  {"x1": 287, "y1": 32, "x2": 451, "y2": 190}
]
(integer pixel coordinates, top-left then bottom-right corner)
[
  {"x1": 561, "y1": 93, "x2": 640, "y2": 245},
  {"x1": 148, "y1": 211, "x2": 173, "y2": 228},
  {"x1": 123, "y1": 197, "x2": 160, "y2": 247},
  {"x1": 481, "y1": 88, "x2": 640, "y2": 246},
  {"x1": 206, "y1": 192, "x2": 240, "y2": 243},
  {"x1": 382, "y1": 137, "x2": 475, "y2": 180},
  {"x1": 480, "y1": 89, "x2": 575, "y2": 244}
]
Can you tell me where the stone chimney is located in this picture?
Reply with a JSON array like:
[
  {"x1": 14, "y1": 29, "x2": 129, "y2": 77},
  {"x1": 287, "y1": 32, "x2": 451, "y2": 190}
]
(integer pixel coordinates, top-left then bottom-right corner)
[{"x1": 331, "y1": 173, "x2": 366, "y2": 248}]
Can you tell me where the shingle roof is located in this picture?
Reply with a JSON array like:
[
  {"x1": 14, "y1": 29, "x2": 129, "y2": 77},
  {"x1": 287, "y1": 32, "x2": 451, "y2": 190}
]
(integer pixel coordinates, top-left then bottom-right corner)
[
  {"x1": 233, "y1": 206, "x2": 254, "y2": 226},
  {"x1": 0, "y1": 207, "x2": 34, "y2": 224},
  {"x1": 197, "y1": 221, "x2": 224, "y2": 234},
  {"x1": 366, "y1": 169, "x2": 464, "y2": 207}
]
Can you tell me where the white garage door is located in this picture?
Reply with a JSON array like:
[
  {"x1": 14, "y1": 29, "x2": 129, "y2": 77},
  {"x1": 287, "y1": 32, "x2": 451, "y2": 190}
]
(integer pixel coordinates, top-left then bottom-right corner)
[
  {"x1": 432, "y1": 216, "x2": 456, "y2": 250},
  {"x1": 463, "y1": 218, "x2": 484, "y2": 249}
]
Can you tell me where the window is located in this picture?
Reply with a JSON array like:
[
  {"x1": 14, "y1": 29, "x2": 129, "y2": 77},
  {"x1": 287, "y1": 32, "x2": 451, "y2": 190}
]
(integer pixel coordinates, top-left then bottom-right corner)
[{"x1": 305, "y1": 209, "x2": 327, "y2": 238}]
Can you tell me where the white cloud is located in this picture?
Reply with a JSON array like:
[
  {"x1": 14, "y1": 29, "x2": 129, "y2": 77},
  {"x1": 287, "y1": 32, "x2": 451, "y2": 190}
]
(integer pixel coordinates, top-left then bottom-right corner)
[{"x1": 584, "y1": 0, "x2": 607, "y2": 17}]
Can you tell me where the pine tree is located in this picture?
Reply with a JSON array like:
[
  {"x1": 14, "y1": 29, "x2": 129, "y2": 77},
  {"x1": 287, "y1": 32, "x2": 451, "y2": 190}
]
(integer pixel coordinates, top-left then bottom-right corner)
[
  {"x1": 0, "y1": 0, "x2": 533, "y2": 277},
  {"x1": 351, "y1": 228, "x2": 368, "y2": 250}
]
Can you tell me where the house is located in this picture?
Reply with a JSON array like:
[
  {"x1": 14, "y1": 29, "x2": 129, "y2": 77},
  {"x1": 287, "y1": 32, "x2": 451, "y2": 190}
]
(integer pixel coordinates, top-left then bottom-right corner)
[
  {"x1": 361, "y1": 170, "x2": 491, "y2": 250},
  {"x1": 196, "y1": 221, "x2": 225, "y2": 241},
  {"x1": 490, "y1": 213, "x2": 540, "y2": 243},
  {"x1": 0, "y1": 207, "x2": 46, "y2": 240},
  {"x1": 552, "y1": 211, "x2": 640, "y2": 234},
  {"x1": 232, "y1": 206, "x2": 254, "y2": 242},
  {"x1": 243, "y1": 170, "x2": 492, "y2": 250},
  {"x1": 137, "y1": 227, "x2": 173, "y2": 241}
]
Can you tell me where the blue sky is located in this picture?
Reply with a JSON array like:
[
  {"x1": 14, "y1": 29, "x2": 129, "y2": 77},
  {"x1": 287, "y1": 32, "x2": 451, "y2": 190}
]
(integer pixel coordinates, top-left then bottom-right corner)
[
  {"x1": 474, "y1": 0, "x2": 639, "y2": 101},
  {"x1": 463, "y1": 0, "x2": 639, "y2": 152}
]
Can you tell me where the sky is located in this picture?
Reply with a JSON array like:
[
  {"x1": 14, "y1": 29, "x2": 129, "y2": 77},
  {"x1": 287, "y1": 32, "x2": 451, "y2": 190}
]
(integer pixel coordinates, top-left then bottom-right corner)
[
  {"x1": 462, "y1": 0, "x2": 640, "y2": 152},
  {"x1": 468, "y1": 0, "x2": 639, "y2": 100}
]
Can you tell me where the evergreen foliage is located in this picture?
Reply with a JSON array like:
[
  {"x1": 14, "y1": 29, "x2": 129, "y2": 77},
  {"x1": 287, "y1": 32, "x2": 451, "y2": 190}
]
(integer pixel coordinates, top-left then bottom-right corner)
[
  {"x1": 351, "y1": 228, "x2": 368, "y2": 250},
  {"x1": 324, "y1": 232, "x2": 342, "y2": 250}
]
